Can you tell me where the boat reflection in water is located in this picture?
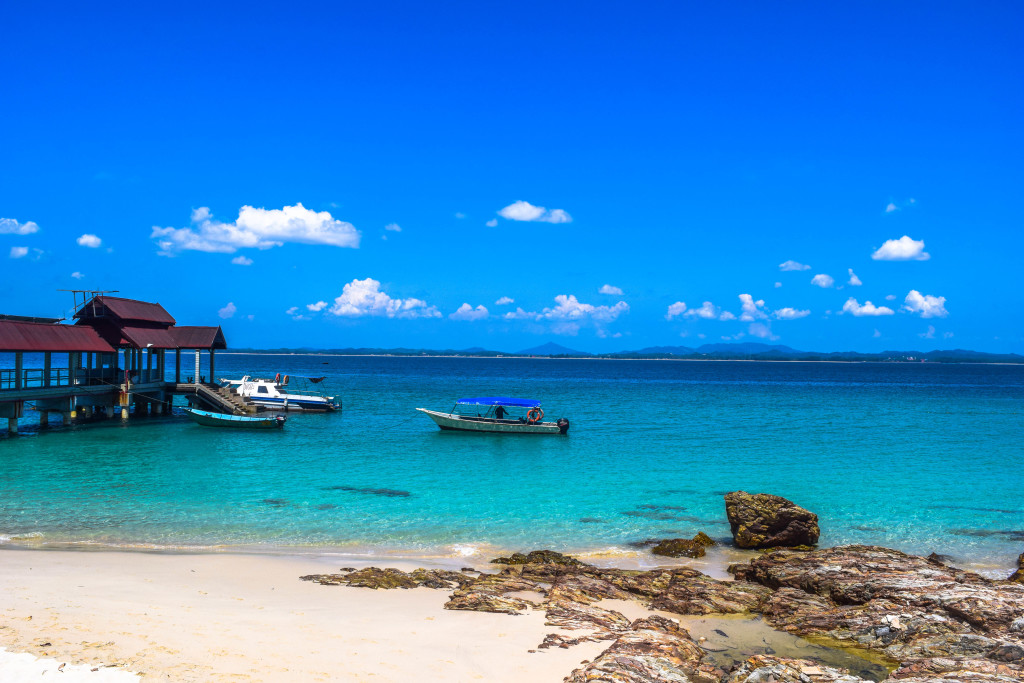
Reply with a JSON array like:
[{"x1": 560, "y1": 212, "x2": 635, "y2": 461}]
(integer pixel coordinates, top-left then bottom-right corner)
[{"x1": 417, "y1": 397, "x2": 569, "y2": 435}]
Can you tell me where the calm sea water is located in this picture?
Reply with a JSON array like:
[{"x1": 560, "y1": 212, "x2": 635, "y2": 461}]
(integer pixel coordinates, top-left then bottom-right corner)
[{"x1": 2, "y1": 355, "x2": 1022, "y2": 574}]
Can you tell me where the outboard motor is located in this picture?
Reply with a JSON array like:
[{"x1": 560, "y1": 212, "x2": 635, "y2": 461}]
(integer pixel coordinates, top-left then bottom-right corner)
[{"x1": 556, "y1": 417, "x2": 570, "y2": 435}]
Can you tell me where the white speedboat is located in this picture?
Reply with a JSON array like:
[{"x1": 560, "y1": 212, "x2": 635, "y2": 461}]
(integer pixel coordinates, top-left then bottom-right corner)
[
  {"x1": 219, "y1": 375, "x2": 340, "y2": 412},
  {"x1": 417, "y1": 397, "x2": 569, "y2": 435}
]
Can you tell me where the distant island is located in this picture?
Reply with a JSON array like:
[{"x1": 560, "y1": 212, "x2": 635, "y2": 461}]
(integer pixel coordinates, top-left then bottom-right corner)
[{"x1": 226, "y1": 341, "x2": 1024, "y2": 364}]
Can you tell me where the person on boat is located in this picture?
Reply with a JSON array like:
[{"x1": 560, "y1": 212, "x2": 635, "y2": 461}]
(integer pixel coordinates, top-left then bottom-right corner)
[{"x1": 494, "y1": 405, "x2": 508, "y2": 420}]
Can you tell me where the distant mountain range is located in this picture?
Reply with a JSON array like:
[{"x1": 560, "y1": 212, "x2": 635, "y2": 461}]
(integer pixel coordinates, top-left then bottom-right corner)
[{"x1": 227, "y1": 342, "x2": 1024, "y2": 364}]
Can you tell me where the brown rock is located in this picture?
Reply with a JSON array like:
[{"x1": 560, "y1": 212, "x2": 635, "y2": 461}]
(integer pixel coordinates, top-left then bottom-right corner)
[
  {"x1": 725, "y1": 491, "x2": 820, "y2": 549},
  {"x1": 1009, "y1": 552, "x2": 1024, "y2": 583},
  {"x1": 651, "y1": 538, "x2": 706, "y2": 558},
  {"x1": 299, "y1": 566, "x2": 471, "y2": 590},
  {"x1": 723, "y1": 654, "x2": 871, "y2": 683},
  {"x1": 490, "y1": 549, "x2": 583, "y2": 566}
]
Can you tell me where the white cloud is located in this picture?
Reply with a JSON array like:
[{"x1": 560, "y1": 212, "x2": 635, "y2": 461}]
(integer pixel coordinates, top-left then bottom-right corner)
[
  {"x1": 327, "y1": 278, "x2": 440, "y2": 319},
  {"x1": 71, "y1": 271, "x2": 84, "y2": 279},
  {"x1": 919, "y1": 325, "x2": 936, "y2": 339},
  {"x1": 841, "y1": 298, "x2": 895, "y2": 317},
  {"x1": 774, "y1": 282, "x2": 782, "y2": 288},
  {"x1": 384, "y1": 223, "x2": 401, "y2": 232},
  {"x1": 152, "y1": 203, "x2": 360, "y2": 255},
  {"x1": 231, "y1": 255, "x2": 253, "y2": 266},
  {"x1": 450, "y1": 303, "x2": 489, "y2": 321},
  {"x1": 497, "y1": 200, "x2": 572, "y2": 224},
  {"x1": 811, "y1": 274, "x2": 835, "y2": 288},
  {"x1": 872, "y1": 235, "x2": 930, "y2": 261},
  {"x1": 665, "y1": 301, "x2": 687, "y2": 320},
  {"x1": 748, "y1": 322, "x2": 778, "y2": 340},
  {"x1": 847, "y1": 269, "x2": 862, "y2": 286},
  {"x1": 0, "y1": 218, "x2": 39, "y2": 235},
  {"x1": 773, "y1": 307, "x2": 811, "y2": 320},
  {"x1": 599, "y1": 284, "x2": 623, "y2": 296},
  {"x1": 9, "y1": 246, "x2": 28, "y2": 258},
  {"x1": 495, "y1": 296, "x2": 514, "y2": 305},
  {"x1": 540, "y1": 295, "x2": 627, "y2": 322},
  {"x1": 885, "y1": 294, "x2": 897, "y2": 301},
  {"x1": 718, "y1": 311, "x2": 737, "y2": 321},
  {"x1": 77, "y1": 233, "x2": 102, "y2": 248},
  {"x1": 943, "y1": 331, "x2": 954, "y2": 339},
  {"x1": 684, "y1": 301, "x2": 719, "y2": 319},
  {"x1": 307, "y1": 301, "x2": 328, "y2": 312},
  {"x1": 873, "y1": 329, "x2": 882, "y2": 338},
  {"x1": 455, "y1": 212, "x2": 466, "y2": 219},
  {"x1": 485, "y1": 219, "x2": 498, "y2": 228},
  {"x1": 779, "y1": 260, "x2": 810, "y2": 271},
  {"x1": 218, "y1": 302, "x2": 237, "y2": 319},
  {"x1": 503, "y1": 307, "x2": 534, "y2": 320},
  {"x1": 739, "y1": 293, "x2": 768, "y2": 321},
  {"x1": 885, "y1": 202, "x2": 899, "y2": 213},
  {"x1": 285, "y1": 306, "x2": 299, "y2": 315},
  {"x1": 903, "y1": 290, "x2": 948, "y2": 318}
]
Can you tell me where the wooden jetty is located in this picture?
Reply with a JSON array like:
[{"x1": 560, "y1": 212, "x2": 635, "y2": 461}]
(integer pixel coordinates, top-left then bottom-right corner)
[{"x1": 0, "y1": 292, "x2": 256, "y2": 435}]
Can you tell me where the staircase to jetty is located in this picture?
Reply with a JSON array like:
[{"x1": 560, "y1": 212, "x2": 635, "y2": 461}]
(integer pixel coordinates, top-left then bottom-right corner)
[{"x1": 179, "y1": 383, "x2": 259, "y2": 415}]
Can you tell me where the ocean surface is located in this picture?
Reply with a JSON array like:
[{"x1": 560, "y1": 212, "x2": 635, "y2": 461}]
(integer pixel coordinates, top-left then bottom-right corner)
[{"x1": 2, "y1": 355, "x2": 1023, "y2": 575}]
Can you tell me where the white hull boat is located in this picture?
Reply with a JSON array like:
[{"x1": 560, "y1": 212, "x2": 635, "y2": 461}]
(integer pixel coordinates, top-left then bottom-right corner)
[
  {"x1": 219, "y1": 375, "x2": 340, "y2": 412},
  {"x1": 417, "y1": 397, "x2": 569, "y2": 435}
]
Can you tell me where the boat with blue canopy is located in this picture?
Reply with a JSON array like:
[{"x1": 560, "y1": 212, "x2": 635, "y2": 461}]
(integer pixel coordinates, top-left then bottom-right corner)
[
  {"x1": 417, "y1": 397, "x2": 569, "y2": 435},
  {"x1": 184, "y1": 407, "x2": 286, "y2": 429}
]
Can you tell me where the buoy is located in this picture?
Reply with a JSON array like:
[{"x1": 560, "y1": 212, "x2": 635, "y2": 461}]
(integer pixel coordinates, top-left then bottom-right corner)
[{"x1": 121, "y1": 407, "x2": 128, "y2": 420}]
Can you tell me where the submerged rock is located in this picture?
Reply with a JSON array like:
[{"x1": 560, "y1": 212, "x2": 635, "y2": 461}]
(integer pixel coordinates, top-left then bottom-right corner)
[
  {"x1": 652, "y1": 538, "x2": 707, "y2": 558},
  {"x1": 725, "y1": 491, "x2": 820, "y2": 549}
]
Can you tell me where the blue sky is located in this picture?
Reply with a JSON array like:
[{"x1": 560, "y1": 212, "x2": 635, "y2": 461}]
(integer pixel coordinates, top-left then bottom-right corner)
[{"x1": 2, "y1": 2, "x2": 1021, "y2": 353}]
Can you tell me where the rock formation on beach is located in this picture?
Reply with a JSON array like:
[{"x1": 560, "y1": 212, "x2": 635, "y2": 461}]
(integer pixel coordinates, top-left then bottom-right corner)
[
  {"x1": 725, "y1": 491, "x2": 820, "y2": 549},
  {"x1": 652, "y1": 532, "x2": 718, "y2": 558},
  {"x1": 1009, "y1": 552, "x2": 1024, "y2": 583},
  {"x1": 303, "y1": 545, "x2": 1024, "y2": 682}
]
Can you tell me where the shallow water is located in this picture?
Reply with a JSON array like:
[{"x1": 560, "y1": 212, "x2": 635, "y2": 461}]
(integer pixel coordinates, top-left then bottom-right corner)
[{"x1": 2, "y1": 356, "x2": 1022, "y2": 575}]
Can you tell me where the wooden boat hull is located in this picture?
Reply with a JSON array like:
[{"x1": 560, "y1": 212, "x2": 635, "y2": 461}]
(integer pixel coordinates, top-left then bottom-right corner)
[
  {"x1": 416, "y1": 408, "x2": 568, "y2": 435},
  {"x1": 184, "y1": 408, "x2": 286, "y2": 429}
]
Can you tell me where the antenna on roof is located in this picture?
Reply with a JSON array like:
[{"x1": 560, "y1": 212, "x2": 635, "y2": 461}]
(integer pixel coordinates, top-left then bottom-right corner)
[{"x1": 57, "y1": 289, "x2": 120, "y2": 321}]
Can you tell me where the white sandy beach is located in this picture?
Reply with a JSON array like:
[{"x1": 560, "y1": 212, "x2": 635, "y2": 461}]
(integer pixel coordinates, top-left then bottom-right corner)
[{"x1": 0, "y1": 550, "x2": 614, "y2": 682}]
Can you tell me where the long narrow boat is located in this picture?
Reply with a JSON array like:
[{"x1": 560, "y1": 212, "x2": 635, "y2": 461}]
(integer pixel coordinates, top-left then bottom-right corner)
[
  {"x1": 184, "y1": 407, "x2": 286, "y2": 429},
  {"x1": 417, "y1": 397, "x2": 569, "y2": 435}
]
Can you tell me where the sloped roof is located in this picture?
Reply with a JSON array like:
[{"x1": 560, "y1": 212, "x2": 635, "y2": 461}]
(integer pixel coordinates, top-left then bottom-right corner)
[
  {"x1": 119, "y1": 327, "x2": 181, "y2": 350},
  {"x1": 74, "y1": 296, "x2": 176, "y2": 325},
  {"x1": 170, "y1": 326, "x2": 227, "y2": 350},
  {"x1": 0, "y1": 321, "x2": 117, "y2": 353}
]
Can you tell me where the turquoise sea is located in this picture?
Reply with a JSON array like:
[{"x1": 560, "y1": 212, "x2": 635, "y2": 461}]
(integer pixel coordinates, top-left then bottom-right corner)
[{"x1": 2, "y1": 355, "x2": 1023, "y2": 575}]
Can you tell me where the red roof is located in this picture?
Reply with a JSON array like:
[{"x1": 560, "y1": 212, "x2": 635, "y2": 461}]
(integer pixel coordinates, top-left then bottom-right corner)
[
  {"x1": 0, "y1": 321, "x2": 117, "y2": 353},
  {"x1": 119, "y1": 327, "x2": 181, "y2": 350},
  {"x1": 170, "y1": 326, "x2": 227, "y2": 350},
  {"x1": 74, "y1": 296, "x2": 176, "y2": 326}
]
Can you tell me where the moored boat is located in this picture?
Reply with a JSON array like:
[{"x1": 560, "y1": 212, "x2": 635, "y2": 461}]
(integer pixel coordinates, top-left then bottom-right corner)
[
  {"x1": 218, "y1": 375, "x2": 340, "y2": 412},
  {"x1": 184, "y1": 407, "x2": 286, "y2": 429},
  {"x1": 417, "y1": 397, "x2": 569, "y2": 435}
]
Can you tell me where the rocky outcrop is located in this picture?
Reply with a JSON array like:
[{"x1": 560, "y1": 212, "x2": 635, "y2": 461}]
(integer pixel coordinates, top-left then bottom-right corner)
[
  {"x1": 299, "y1": 566, "x2": 472, "y2": 590},
  {"x1": 651, "y1": 532, "x2": 718, "y2": 558},
  {"x1": 724, "y1": 491, "x2": 820, "y2": 549},
  {"x1": 490, "y1": 549, "x2": 583, "y2": 566},
  {"x1": 1009, "y1": 552, "x2": 1024, "y2": 583},
  {"x1": 723, "y1": 655, "x2": 871, "y2": 683}
]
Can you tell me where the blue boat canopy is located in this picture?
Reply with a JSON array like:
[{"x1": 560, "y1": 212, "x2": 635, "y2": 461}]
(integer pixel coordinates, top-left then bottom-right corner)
[{"x1": 457, "y1": 397, "x2": 541, "y2": 408}]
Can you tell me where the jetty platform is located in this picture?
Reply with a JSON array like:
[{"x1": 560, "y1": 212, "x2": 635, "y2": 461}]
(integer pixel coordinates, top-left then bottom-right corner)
[{"x1": 0, "y1": 293, "x2": 256, "y2": 435}]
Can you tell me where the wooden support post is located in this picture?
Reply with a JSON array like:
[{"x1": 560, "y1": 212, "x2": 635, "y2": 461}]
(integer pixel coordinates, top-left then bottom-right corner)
[
  {"x1": 7, "y1": 417, "x2": 16, "y2": 434},
  {"x1": 39, "y1": 411, "x2": 49, "y2": 427},
  {"x1": 44, "y1": 351, "x2": 52, "y2": 387},
  {"x1": 175, "y1": 349, "x2": 181, "y2": 383},
  {"x1": 194, "y1": 350, "x2": 200, "y2": 384},
  {"x1": 14, "y1": 352, "x2": 23, "y2": 390},
  {"x1": 62, "y1": 412, "x2": 71, "y2": 426},
  {"x1": 210, "y1": 349, "x2": 215, "y2": 384}
]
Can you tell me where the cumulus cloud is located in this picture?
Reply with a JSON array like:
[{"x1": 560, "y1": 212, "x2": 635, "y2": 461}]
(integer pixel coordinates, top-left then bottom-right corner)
[
  {"x1": 0, "y1": 218, "x2": 39, "y2": 235},
  {"x1": 485, "y1": 219, "x2": 498, "y2": 228},
  {"x1": 497, "y1": 200, "x2": 572, "y2": 224},
  {"x1": 847, "y1": 269, "x2": 862, "y2": 286},
  {"x1": 503, "y1": 307, "x2": 534, "y2": 320},
  {"x1": 307, "y1": 301, "x2": 328, "y2": 312},
  {"x1": 718, "y1": 311, "x2": 737, "y2": 321},
  {"x1": 450, "y1": 303, "x2": 489, "y2": 321},
  {"x1": 454, "y1": 212, "x2": 466, "y2": 219},
  {"x1": 218, "y1": 302, "x2": 237, "y2": 319},
  {"x1": 684, "y1": 301, "x2": 719, "y2": 319},
  {"x1": 665, "y1": 301, "x2": 687, "y2": 320},
  {"x1": 873, "y1": 329, "x2": 882, "y2": 338},
  {"x1": 872, "y1": 235, "x2": 930, "y2": 261},
  {"x1": 748, "y1": 322, "x2": 778, "y2": 340},
  {"x1": 152, "y1": 204, "x2": 360, "y2": 255},
  {"x1": 774, "y1": 282, "x2": 782, "y2": 288},
  {"x1": 920, "y1": 325, "x2": 936, "y2": 339},
  {"x1": 540, "y1": 295, "x2": 627, "y2": 322},
  {"x1": 811, "y1": 274, "x2": 835, "y2": 288},
  {"x1": 903, "y1": 290, "x2": 948, "y2": 318},
  {"x1": 384, "y1": 223, "x2": 401, "y2": 232},
  {"x1": 842, "y1": 298, "x2": 895, "y2": 316},
  {"x1": 495, "y1": 296, "x2": 514, "y2": 305},
  {"x1": 71, "y1": 271, "x2": 84, "y2": 279},
  {"x1": 327, "y1": 278, "x2": 440, "y2": 319},
  {"x1": 285, "y1": 306, "x2": 299, "y2": 315},
  {"x1": 599, "y1": 284, "x2": 623, "y2": 295},
  {"x1": 739, "y1": 294, "x2": 768, "y2": 321},
  {"x1": 779, "y1": 260, "x2": 810, "y2": 271},
  {"x1": 773, "y1": 307, "x2": 811, "y2": 320},
  {"x1": 231, "y1": 255, "x2": 253, "y2": 266},
  {"x1": 9, "y1": 246, "x2": 28, "y2": 258},
  {"x1": 77, "y1": 233, "x2": 102, "y2": 248},
  {"x1": 885, "y1": 198, "x2": 916, "y2": 213}
]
